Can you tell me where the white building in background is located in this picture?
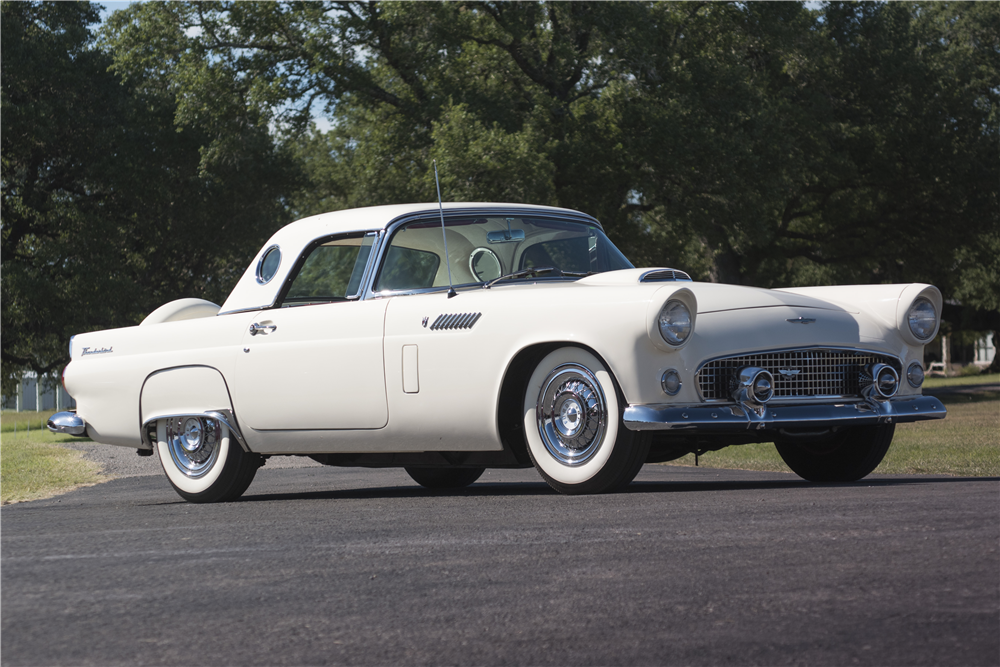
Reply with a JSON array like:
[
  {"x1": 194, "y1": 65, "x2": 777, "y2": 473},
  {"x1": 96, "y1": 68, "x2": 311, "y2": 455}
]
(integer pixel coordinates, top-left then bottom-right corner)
[
  {"x1": 1, "y1": 372, "x2": 76, "y2": 412},
  {"x1": 973, "y1": 332, "x2": 996, "y2": 367}
]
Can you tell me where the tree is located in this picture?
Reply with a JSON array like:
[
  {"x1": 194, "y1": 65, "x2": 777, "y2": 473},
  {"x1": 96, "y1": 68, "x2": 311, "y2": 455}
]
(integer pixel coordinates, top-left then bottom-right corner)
[
  {"x1": 29, "y1": 0, "x2": 1000, "y2": 369},
  {"x1": 1, "y1": 1, "x2": 300, "y2": 394}
]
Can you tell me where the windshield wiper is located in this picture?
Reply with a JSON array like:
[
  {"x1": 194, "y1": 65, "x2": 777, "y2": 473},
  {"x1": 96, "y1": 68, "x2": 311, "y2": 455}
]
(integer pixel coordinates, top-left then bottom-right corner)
[{"x1": 485, "y1": 266, "x2": 556, "y2": 289}]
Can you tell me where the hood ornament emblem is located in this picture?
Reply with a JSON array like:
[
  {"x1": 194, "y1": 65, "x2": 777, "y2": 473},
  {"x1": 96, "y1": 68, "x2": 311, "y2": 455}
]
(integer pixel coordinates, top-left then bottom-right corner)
[{"x1": 786, "y1": 317, "x2": 816, "y2": 324}]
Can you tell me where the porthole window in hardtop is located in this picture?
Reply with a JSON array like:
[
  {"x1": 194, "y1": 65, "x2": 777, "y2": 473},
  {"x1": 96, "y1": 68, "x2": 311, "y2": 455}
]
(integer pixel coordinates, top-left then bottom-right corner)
[
  {"x1": 256, "y1": 246, "x2": 281, "y2": 284},
  {"x1": 374, "y1": 215, "x2": 633, "y2": 293},
  {"x1": 281, "y1": 233, "x2": 375, "y2": 306}
]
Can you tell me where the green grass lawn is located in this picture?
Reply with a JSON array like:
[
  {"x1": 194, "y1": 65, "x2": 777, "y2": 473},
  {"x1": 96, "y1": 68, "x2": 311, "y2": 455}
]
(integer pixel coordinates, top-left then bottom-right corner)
[
  {"x1": 1, "y1": 411, "x2": 104, "y2": 504},
  {"x1": 664, "y1": 391, "x2": 999, "y2": 477},
  {"x1": 3, "y1": 383, "x2": 998, "y2": 504},
  {"x1": 923, "y1": 372, "x2": 998, "y2": 388}
]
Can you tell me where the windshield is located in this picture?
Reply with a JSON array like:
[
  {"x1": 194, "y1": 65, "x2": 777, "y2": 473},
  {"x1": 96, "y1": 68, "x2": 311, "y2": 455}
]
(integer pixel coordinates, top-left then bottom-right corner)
[{"x1": 374, "y1": 215, "x2": 633, "y2": 293}]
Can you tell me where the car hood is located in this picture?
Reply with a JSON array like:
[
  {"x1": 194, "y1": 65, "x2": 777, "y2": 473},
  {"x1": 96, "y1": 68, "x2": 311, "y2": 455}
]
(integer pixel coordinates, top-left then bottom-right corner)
[{"x1": 577, "y1": 269, "x2": 853, "y2": 314}]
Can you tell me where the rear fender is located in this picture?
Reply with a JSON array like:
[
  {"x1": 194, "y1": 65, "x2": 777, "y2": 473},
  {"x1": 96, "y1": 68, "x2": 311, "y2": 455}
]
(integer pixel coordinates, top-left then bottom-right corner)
[{"x1": 139, "y1": 366, "x2": 248, "y2": 451}]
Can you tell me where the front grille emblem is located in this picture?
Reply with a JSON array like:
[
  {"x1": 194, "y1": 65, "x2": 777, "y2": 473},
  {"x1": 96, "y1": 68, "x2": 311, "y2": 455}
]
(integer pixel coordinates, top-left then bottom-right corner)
[
  {"x1": 778, "y1": 369, "x2": 801, "y2": 377},
  {"x1": 786, "y1": 317, "x2": 816, "y2": 324}
]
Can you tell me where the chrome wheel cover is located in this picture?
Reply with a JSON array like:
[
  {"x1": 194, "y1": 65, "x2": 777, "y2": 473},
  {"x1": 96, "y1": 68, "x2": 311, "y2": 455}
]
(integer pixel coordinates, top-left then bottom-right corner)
[
  {"x1": 164, "y1": 416, "x2": 221, "y2": 478},
  {"x1": 535, "y1": 363, "x2": 608, "y2": 466}
]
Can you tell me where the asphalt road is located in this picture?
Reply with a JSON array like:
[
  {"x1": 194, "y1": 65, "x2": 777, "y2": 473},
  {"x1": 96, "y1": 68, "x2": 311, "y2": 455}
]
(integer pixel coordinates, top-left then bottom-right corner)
[{"x1": 2, "y1": 464, "x2": 998, "y2": 667}]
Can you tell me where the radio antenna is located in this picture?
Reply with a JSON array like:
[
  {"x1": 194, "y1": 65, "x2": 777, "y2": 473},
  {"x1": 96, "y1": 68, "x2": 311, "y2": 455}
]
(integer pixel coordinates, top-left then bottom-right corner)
[{"x1": 433, "y1": 160, "x2": 457, "y2": 298}]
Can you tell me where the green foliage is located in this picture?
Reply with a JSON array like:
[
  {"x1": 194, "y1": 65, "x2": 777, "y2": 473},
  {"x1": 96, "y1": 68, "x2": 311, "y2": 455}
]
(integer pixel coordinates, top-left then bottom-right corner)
[
  {"x1": 1, "y1": 2, "x2": 301, "y2": 394},
  {"x1": 4, "y1": 1, "x2": 996, "y2": 387},
  {"x1": 102, "y1": 1, "x2": 996, "y2": 302}
]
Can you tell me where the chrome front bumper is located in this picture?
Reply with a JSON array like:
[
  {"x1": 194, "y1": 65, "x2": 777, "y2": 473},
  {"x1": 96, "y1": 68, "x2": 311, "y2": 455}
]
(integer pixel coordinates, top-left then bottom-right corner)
[{"x1": 623, "y1": 395, "x2": 946, "y2": 432}]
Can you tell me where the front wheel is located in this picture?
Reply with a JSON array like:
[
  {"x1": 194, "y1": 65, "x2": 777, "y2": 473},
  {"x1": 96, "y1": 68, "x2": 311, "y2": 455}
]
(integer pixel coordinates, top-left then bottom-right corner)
[
  {"x1": 775, "y1": 424, "x2": 895, "y2": 483},
  {"x1": 523, "y1": 347, "x2": 649, "y2": 495},
  {"x1": 156, "y1": 416, "x2": 262, "y2": 503}
]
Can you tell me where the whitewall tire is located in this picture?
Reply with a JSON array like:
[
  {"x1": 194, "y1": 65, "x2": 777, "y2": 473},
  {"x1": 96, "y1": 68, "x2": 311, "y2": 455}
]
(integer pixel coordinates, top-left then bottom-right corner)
[
  {"x1": 156, "y1": 416, "x2": 261, "y2": 503},
  {"x1": 523, "y1": 347, "x2": 649, "y2": 494}
]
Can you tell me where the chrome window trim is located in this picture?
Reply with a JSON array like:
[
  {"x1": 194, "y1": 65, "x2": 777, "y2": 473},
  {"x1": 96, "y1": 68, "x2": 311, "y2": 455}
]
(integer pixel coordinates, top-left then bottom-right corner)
[
  {"x1": 694, "y1": 346, "x2": 904, "y2": 404},
  {"x1": 363, "y1": 207, "x2": 605, "y2": 300},
  {"x1": 218, "y1": 230, "x2": 385, "y2": 315},
  {"x1": 347, "y1": 231, "x2": 383, "y2": 301},
  {"x1": 221, "y1": 207, "x2": 602, "y2": 313},
  {"x1": 256, "y1": 245, "x2": 282, "y2": 285}
]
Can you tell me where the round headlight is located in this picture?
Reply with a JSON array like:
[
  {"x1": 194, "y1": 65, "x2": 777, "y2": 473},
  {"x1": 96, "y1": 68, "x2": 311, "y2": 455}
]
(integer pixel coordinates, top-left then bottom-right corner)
[
  {"x1": 907, "y1": 298, "x2": 937, "y2": 341},
  {"x1": 907, "y1": 362, "x2": 925, "y2": 388},
  {"x1": 658, "y1": 300, "x2": 692, "y2": 346}
]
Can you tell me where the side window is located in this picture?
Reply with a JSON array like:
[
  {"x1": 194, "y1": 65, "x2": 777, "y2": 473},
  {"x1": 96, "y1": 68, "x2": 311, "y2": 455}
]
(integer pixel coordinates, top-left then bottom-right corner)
[
  {"x1": 375, "y1": 246, "x2": 440, "y2": 292},
  {"x1": 281, "y1": 233, "x2": 375, "y2": 306}
]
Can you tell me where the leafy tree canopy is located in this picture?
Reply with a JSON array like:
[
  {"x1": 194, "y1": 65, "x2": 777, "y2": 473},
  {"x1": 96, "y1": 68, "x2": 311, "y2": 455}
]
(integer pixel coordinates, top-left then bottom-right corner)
[
  {"x1": 3, "y1": 1, "x2": 996, "y2": 390},
  {"x1": 1, "y1": 1, "x2": 301, "y2": 393},
  {"x1": 104, "y1": 1, "x2": 997, "y2": 294}
]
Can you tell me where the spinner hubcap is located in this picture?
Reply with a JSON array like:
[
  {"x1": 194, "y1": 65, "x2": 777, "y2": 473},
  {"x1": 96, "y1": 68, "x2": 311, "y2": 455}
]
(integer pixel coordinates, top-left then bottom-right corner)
[
  {"x1": 165, "y1": 416, "x2": 221, "y2": 478},
  {"x1": 536, "y1": 363, "x2": 608, "y2": 466}
]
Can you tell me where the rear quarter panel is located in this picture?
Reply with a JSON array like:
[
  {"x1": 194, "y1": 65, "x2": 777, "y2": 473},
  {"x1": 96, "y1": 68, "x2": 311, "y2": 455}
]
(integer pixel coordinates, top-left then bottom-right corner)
[{"x1": 65, "y1": 313, "x2": 254, "y2": 447}]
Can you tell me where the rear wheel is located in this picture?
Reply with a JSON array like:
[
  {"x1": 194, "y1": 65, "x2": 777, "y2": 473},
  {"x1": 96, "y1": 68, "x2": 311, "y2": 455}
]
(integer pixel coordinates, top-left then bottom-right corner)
[
  {"x1": 775, "y1": 424, "x2": 895, "y2": 482},
  {"x1": 523, "y1": 347, "x2": 649, "y2": 494},
  {"x1": 156, "y1": 416, "x2": 261, "y2": 503},
  {"x1": 405, "y1": 467, "x2": 484, "y2": 489}
]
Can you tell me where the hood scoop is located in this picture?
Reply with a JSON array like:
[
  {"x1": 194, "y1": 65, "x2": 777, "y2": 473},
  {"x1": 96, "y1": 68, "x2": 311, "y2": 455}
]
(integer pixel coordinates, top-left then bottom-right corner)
[{"x1": 640, "y1": 269, "x2": 692, "y2": 283}]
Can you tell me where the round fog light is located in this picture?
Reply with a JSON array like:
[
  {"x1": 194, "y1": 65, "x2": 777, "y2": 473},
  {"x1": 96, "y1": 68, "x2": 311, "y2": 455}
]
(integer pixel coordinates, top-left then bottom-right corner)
[
  {"x1": 661, "y1": 369, "x2": 682, "y2": 396},
  {"x1": 868, "y1": 363, "x2": 900, "y2": 398},
  {"x1": 907, "y1": 362, "x2": 924, "y2": 388},
  {"x1": 754, "y1": 375, "x2": 773, "y2": 402}
]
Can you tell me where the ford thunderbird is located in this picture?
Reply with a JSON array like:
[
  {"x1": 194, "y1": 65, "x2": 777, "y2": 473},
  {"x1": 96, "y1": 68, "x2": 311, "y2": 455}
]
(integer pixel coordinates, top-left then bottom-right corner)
[{"x1": 48, "y1": 203, "x2": 947, "y2": 502}]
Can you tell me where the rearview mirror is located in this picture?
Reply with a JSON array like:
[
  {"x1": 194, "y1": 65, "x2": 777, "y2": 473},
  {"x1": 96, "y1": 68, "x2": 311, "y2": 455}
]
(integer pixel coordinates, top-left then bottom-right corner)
[{"x1": 487, "y1": 229, "x2": 525, "y2": 244}]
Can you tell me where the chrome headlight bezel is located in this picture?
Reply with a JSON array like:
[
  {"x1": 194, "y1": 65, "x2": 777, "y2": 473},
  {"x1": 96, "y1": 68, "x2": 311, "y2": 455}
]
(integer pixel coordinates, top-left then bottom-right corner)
[
  {"x1": 896, "y1": 286, "x2": 942, "y2": 347},
  {"x1": 646, "y1": 287, "x2": 696, "y2": 352},
  {"x1": 907, "y1": 297, "x2": 937, "y2": 342},
  {"x1": 658, "y1": 300, "x2": 692, "y2": 347}
]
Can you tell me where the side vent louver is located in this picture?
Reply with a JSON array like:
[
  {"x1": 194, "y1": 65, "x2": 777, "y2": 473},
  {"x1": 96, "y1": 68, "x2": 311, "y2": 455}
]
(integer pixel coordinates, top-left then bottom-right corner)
[
  {"x1": 430, "y1": 312, "x2": 482, "y2": 331},
  {"x1": 639, "y1": 269, "x2": 693, "y2": 283}
]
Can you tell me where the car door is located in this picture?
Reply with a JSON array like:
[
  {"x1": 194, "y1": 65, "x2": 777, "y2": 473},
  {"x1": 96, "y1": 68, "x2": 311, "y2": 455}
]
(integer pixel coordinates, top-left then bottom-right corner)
[{"x1": 233, "y1": 233, "x2": 389, "y2": 431}]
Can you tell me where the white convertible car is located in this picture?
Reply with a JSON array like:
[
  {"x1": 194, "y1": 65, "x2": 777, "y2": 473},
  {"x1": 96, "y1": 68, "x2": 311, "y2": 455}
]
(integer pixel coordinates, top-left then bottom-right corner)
[{"x1": 48, "y1": 203, "x2": 946, "y2": 502}]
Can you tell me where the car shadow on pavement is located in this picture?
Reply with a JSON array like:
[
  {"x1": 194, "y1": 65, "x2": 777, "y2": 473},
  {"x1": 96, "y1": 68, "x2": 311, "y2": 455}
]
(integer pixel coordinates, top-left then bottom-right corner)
[
  {"x1": 232, "y1": 474, "x2": 998, "y2": 504},
  {"x1": 625, "y1": 475, "x2": 1000, "y2": 495}
]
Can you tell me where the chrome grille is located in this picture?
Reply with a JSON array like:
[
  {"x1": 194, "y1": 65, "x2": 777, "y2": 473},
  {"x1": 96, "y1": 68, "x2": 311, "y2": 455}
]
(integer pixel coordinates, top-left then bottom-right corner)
[{"x1": 697, "y1": 348, "x2": 901, "y2": 402}]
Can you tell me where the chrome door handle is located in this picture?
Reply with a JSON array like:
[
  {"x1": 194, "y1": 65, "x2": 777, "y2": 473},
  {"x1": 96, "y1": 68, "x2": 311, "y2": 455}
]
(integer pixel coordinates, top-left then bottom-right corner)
[{"x1": 249, "y1": 323, "x2": 277, "y2": 336}]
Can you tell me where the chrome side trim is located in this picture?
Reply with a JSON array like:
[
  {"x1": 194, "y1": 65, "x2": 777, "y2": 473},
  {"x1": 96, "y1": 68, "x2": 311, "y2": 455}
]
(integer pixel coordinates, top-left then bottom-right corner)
[
  {"x1": 140, "y1": 410, "x2": 250, "y2": 452},
  {"x1": 47, "y1": 411, "x2": 87, "y2": 436},
  {"x1": 622, "y1": 395, "x2": 947, "y2": 432}
]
